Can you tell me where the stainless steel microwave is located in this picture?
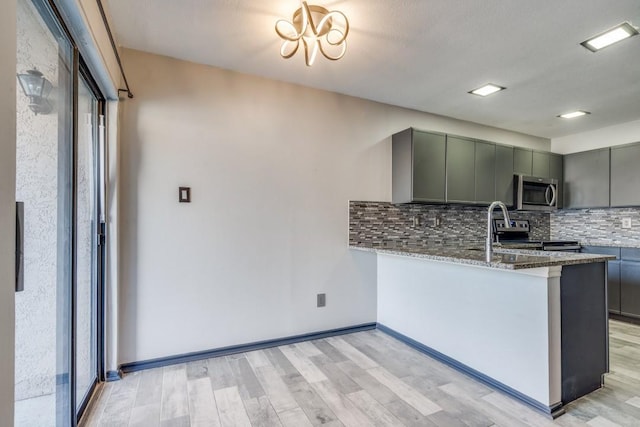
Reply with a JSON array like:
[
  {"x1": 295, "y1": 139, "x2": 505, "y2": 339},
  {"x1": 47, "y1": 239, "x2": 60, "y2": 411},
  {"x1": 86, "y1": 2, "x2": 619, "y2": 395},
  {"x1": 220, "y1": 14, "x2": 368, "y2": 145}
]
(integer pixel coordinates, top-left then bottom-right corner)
[{"x1": 516, "y1": 175, "x2": 558, "y2": 211}]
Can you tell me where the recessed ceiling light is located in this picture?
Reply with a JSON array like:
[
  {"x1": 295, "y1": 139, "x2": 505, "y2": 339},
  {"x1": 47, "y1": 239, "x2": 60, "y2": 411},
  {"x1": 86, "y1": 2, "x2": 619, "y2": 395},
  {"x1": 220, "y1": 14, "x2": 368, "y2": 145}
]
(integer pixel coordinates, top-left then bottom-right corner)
[
  {"x1": 558, "y1": 110, "x2": 590, "y2": 119},
  {"x1": 581, "y1": 22, "x2": 639, "y2": 52},
  {"x1": 469, "y1": 84, "x2": 505, "y2": 97}
]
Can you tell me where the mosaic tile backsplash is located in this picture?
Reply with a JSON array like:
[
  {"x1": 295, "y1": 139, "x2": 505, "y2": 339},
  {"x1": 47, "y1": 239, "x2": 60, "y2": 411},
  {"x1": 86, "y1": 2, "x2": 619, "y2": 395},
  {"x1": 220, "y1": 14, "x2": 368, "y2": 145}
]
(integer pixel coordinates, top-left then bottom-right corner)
[
  {"x1": 552, "y1": 208, "x2": 640, "y2": 247},
  {"x1": 349, "y1": 201, "x2": 640, "y2": 249},
  {"x1": 349, "y1": 201, "x2": 551, "y2": 248}
]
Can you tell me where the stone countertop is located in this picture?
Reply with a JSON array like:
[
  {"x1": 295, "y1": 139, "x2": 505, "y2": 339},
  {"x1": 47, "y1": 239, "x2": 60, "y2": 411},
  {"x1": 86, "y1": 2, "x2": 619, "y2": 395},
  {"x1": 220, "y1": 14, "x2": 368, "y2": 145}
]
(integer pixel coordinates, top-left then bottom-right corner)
[{"x1": 350, "y1": 244, "x2": 616, "y2": 270}]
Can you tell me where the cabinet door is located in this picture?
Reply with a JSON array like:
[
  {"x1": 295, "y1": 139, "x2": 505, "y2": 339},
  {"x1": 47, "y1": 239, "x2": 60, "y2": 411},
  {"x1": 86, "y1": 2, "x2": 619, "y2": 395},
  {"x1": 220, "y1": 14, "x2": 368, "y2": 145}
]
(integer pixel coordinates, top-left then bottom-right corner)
[
  {"x1": 622, "y1": 247, "x2": 640, "y2": 262},
  {"x1": 611, "y1": 143, "x2": 640, "y2": 207},
  {"x1": 608, "y1": 260, "x2": 621, "y2": 314},
  {"x1": 532, "y1": 152, "x2": 550, "y2": 178},
  {"x1": 563, "y1": 148, "x2": 610, "y2": 209},
  {"x1": 549, "y1": 154, "x2": 563, "y2": 209},
  {"x1": 514, "y1": 148, "x2": 532, "y2": 176},
  {"x1": 446, "y1": 136, "x2": 475, "y2": 203},
  {"x1": 621, "y1": 261, "x2": 640, "y2": 317},
  {"x1": 475, "y1": 141, "x2": 496, "y2": 204},
  {"x1": 412, "y1": 131, "x2": 446, "y2": 202},
  {"x1": 581, "y1": 246, "x2": 621, "y2": 313},
  {"x1": 495, "y1": 145, "x2": 514, "y2": 207}
]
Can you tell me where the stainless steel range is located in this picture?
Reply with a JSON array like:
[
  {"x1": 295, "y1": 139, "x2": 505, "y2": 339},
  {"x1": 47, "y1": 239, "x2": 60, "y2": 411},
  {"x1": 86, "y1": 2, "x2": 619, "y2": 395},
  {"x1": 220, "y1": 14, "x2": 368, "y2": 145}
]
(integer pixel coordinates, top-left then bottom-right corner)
[{"x1": 493, "y1": 219, "x2": 581, "y2": 252}]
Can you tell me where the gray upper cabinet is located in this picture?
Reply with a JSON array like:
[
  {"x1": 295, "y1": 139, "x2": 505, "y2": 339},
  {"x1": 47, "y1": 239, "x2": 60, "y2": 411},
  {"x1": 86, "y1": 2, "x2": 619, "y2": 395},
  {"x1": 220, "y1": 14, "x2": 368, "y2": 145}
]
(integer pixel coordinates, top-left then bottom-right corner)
[
  {"x1": 446, "y1": 136, "x2": 476, "y2": 203},
  {"x1": 475, "y1": 141, "x2": 496, "y2": 204},
  {"x1": 495, "y1": 145, "x2": 514, "y2": 207},
  {"x1": 392, "y1": 128, "x2": 446, "y2": 203},
  {"x1": 392, "y1": 127, "x2": 565, "y2": 207},
  {"x1": 611, "y1": 143, "x2": 640, "y2": 207},
  {"x1": 532, "y1": 152, "x2": 550, "y2": 178},
  {"x1": 563, "y1": 148, "x2": 610, "y2": 209},
  {"x1": 549, "y1": 154, "x2": 563, "y2": 208},
  {"x1": 514, "y1": 148, "x2": 533, "y2": 176}
]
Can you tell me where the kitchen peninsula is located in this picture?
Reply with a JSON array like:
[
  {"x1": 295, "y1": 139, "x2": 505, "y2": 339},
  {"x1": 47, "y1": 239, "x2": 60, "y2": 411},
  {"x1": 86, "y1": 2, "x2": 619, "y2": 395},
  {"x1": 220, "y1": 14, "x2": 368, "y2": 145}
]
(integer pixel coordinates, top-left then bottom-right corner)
[{"x1": 351, "y1": 238, "x2": 614, "y2": 417}]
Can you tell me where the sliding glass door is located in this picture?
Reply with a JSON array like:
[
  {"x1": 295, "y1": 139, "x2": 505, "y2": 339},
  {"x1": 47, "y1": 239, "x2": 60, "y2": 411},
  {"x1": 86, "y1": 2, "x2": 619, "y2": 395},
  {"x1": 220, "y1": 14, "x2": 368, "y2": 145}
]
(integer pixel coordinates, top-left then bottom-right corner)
[
  {"x1": 15, "y1": 0, "x2": 105, "y2": 424},
  {"x1": 75, "y1": 75, "x2": 101, "y2": 413}
]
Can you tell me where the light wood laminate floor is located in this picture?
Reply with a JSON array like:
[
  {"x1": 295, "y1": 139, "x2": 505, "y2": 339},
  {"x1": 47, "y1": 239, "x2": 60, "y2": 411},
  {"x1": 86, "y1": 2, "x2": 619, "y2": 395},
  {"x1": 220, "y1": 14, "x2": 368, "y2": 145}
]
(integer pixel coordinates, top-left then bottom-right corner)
[{"x1": 82, "y1": 320, "x2": 640, "y2": 426}]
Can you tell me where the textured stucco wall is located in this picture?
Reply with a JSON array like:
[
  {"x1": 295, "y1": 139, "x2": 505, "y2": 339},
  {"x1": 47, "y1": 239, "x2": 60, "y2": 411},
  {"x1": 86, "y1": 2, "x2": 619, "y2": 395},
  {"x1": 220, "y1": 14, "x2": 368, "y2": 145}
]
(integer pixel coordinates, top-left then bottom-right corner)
[{"x1": 15, "y1": 0, "x2": 60, "y2": 401}]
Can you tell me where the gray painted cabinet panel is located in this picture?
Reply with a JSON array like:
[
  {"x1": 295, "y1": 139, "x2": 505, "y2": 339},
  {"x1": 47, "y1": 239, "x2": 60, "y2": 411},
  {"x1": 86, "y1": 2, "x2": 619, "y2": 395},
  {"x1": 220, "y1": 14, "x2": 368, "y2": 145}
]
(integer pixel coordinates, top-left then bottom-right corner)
[
  {"x1": 622, "y1": 248, "x2": 640, "y2": 262},
  {"x1": 475, "y1": 141, "x2": 496, "y2": 204},
  {"x1": 446, "y1": 136, "x2": 475, "y2": 203},
  {"x1": 581, "y1": 246, "x2": 621, "y2": 313},
  {"x1": 609, "y1": 260, "x2": 621, "y2": 314},
  {"x1": 532, "y1": 152, "x2": 550, "y2": 178},
  {"x1": 549, "y1": 154, "x2": 563, "y2": 209},
  {"x1": 560, "y1": 263, "x2": 608, "y2": 403},
  {"x1": 621, "y1": 261, "x2": 640, "y2": 318},
  {"x1": 495, "y1": 145, "x2": 514, "y2": 207},
  {"x1": 413, "y1": 131, "x2": 447, "y2": 202},
  {"x1": 514, "y1": 148, "x2": 532, "y2": 176},
  {"x1": 563, "y1": 148, "x2": 610, "y2": 209},
  {"x1": 392, "y1": 129, "x2": 446, "y2": 203},
  {"x1": 611, "y1": 143, "x2": 640, "y2": 207}
]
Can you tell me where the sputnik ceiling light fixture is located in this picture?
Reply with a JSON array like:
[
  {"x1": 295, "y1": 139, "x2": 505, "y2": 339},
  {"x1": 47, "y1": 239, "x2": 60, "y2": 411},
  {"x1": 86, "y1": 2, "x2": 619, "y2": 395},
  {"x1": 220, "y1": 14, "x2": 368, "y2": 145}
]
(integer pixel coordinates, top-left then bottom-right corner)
[{"x1": 275, "y1": 1, "x2": 349, "y2": 66}]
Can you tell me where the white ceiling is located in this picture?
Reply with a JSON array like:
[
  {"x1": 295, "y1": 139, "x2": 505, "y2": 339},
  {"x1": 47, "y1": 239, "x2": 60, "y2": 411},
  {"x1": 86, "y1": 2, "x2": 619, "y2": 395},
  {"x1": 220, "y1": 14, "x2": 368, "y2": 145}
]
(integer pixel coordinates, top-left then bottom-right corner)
[{"x1": 104, "y1": 0, "x2": 640, "y2": 139}]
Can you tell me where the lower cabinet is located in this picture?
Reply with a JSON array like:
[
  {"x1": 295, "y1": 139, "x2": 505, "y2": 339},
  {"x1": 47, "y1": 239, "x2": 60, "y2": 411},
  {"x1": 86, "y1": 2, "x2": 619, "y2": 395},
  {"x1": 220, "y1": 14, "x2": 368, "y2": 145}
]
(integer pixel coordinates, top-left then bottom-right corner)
[
  {"x1": 621, "y1": 248, "x2": 640, "y2": 318},
  {"x1": 621, "y1": 262, "x2": 640, "y2": 317},
  {"x1": 608, "y1": 260, "x2": 621, "y2": 314},
  {"x1": 582, "y1": 246, "x2": 640, "y2": 318}
]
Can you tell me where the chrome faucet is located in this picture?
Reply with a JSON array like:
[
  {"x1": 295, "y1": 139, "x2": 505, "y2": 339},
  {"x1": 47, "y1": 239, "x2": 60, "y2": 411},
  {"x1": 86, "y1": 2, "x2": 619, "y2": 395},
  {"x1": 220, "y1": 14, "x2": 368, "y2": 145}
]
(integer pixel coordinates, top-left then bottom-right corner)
[{"x1": 486, "y1": 201, "x2": 511, "y2": 262}]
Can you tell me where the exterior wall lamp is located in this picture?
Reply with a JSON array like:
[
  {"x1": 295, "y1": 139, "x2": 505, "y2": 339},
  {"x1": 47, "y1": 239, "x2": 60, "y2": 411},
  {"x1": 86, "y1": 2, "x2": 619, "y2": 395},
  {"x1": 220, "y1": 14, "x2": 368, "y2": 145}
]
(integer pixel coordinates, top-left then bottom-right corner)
[{"x1": 17, "y1": 69, "x2": 53, "y2": 115}]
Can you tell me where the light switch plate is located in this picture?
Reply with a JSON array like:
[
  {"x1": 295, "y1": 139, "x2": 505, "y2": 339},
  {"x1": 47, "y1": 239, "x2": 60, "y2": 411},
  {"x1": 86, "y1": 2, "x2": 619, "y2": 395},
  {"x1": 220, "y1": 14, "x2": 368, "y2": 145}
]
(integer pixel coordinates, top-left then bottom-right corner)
[
  {"x1": 317, "y1": 293, "x2": 326, "y2": 308},
  {"x1": 622, "y1": 218, "x2": 632, "y2": 229},
  {"x1": 179, "y1": 187, "x2": 191, "y2": 203}
]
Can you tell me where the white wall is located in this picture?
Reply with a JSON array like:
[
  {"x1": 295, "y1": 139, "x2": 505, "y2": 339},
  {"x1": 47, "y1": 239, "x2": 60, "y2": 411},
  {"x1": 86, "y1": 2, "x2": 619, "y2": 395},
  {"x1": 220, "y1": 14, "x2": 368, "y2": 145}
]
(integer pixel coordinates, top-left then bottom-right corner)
[
  {"x1": 551, "y1": 119, "x2": 640, "y2": 154},
  {"x1": 118, "y1": 48, "x2": 550, "y2": 364},
  {"x1": 0, "y1": 0, "x2": 17, "y2": 423}
]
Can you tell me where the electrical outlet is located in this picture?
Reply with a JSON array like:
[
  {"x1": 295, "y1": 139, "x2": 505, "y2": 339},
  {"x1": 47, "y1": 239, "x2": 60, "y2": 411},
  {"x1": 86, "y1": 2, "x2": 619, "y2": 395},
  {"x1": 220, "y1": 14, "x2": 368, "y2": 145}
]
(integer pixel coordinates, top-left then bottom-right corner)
[
  {"x1": 622, "y1": 218, "x2": 632, "y2": 229},
  {"x1": 412, "y1": 216, "x2": 421, "y2": 227},
  {"x1": 317, "y1": 293, "x2": 326, "y2": 308},
  {"x1": 433, "y1": 215, "x2": 442, "y2": 227}
]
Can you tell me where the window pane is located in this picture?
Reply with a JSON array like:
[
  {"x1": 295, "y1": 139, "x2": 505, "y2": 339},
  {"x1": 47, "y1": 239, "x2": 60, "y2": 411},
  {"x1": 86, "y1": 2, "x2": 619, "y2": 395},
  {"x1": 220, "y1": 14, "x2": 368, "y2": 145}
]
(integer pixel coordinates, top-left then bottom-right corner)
[{"x1": 75, "y1": 77, "x2": 99, "y2": 411}]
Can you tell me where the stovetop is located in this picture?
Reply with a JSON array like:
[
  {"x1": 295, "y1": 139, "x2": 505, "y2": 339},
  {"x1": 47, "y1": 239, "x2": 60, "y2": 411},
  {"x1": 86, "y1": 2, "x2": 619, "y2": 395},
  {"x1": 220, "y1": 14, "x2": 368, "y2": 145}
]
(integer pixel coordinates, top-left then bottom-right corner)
[{"x1": 492, "y1": 219, "x2": 580, "y2": 247}]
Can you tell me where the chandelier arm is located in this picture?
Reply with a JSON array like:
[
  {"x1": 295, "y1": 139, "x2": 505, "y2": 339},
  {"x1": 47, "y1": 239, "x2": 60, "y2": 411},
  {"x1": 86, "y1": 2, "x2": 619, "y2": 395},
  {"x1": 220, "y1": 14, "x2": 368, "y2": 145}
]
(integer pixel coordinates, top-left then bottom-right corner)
[
  {"x1": 275, "y1": 19, "x2": 303, "y2": 42},
  {"x1": 325, "y1": 28, "x2": 347, "y2": 46},
  {"x1": 300, "y1": 2, "x2": 314, "y2": 36},
  {"x1": 318, "y1": 38, "x2": 347, "y2": 61},
  {"x1": 280, "y1": 40, "x2": 300, "y2": 59},
  {"x1": 302, "y1": 37, "x2": 320, "y2": 66},
  {"x1": 316, "y1": 10, "x2": 349, "y2": 43}
]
